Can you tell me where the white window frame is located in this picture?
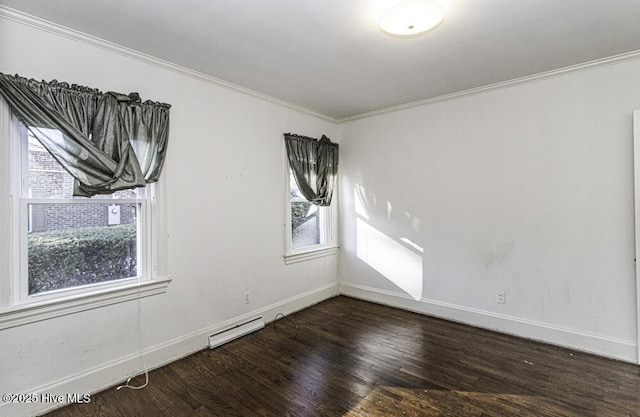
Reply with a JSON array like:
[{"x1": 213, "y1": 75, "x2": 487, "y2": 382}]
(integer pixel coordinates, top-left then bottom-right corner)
[
  {"x1": 284, "y1": 147, "x2": 338, "y2": 264},
  {"x1": 0, "y1": 97, "x2": 170, "y2": 330}
]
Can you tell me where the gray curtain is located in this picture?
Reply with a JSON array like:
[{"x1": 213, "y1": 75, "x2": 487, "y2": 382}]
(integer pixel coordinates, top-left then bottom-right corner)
[
  {"x1": 284, "y1": 133, "x2": 338, "y2": 206},
  {"x1": 0, "y1": 73, "x2": 170, "y2": 196}
]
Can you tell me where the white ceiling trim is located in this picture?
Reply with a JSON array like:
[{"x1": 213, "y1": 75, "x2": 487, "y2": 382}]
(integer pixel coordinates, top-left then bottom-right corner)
[
  {"x1": 338, "y1": 48, "x2": 640, "y2": 123},
  {"x1": 0, "y1": 5, "x2": 337, "y2": 123},
  {"x1": 3, "y1": 5, "x2": 640, "y2": 126}
]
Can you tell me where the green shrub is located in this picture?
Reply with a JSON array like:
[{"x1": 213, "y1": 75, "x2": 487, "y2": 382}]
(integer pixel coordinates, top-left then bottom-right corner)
[{"x1": 28, "y1": 224, "x2": 137, "y2": 294}]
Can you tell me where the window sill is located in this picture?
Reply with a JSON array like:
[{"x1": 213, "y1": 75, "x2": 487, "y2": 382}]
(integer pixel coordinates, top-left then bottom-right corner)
[
  {"x1": 284, "y1": 246, "x2": 338, "y2": 265},
  {"x1": 0, "y1": 277, "x2": 171, "y2": 330}
]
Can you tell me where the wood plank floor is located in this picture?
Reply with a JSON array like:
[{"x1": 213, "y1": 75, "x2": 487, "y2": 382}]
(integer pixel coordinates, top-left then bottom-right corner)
[{"x1": 44, "y1": 296, "x2": 640, "y2": 416}]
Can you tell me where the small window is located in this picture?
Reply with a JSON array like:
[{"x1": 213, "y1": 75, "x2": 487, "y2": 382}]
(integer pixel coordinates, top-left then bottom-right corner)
[
  {"x1": 285, "y1": 169, "x2": 337, "y2": 264},
  {"x1": 289, "y1": 169, "x2": 327, "y2": 250}
]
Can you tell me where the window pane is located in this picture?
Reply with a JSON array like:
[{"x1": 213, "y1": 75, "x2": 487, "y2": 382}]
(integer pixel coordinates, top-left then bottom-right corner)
[
  {"x1": 290, "y1": 171, "x2": 322, "y2": 249},
  {"x1": 28, "y1": 132, "x2": 73, "y2": 199},
  {"x1": 27, "y1": 131, "x2": 138, "y2": 199},
  {"x1": 27, "y1": 203, "x2": 139, "y2": 294}
]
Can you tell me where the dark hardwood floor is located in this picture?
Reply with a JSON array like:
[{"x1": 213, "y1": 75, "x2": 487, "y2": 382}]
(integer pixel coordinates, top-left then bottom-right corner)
[{"x1": 44, "y1": 296, "x2": 640, "y2": 416}]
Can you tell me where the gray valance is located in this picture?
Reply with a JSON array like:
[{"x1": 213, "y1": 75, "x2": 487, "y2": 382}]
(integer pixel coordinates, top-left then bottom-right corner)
[
  {"x1": 284, "y1": 133, "x2": 338, "y2": 206},
  {"x1": 0, "y1": 73, "x2": 170, "y2": 196}
]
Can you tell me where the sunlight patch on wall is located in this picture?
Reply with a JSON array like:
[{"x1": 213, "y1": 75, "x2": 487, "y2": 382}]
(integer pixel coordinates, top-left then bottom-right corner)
[
  {"x1": 400, "y1": 237, "x2": 423, "y2": 253},
  {"x1": 357, "y1": 218, "x2": 423, "y2": 300},
  {"x1": 354, "y1": 185, "x2": 369, "y2": 219}
]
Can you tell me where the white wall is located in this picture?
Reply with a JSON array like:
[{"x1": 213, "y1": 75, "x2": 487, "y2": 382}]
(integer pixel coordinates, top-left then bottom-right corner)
[
  {"x1": 339, "y1": 59, "x2": 640, "y2": 363},
  {"x1": 0, "y1": 14, "x2": 339, "y2": 416},
  {"x1": 3, "y1": 7, "x2": 640, "y2": 416}
]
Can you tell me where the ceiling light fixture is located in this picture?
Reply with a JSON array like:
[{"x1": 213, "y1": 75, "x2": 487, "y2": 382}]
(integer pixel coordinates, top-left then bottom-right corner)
[{"x1": 379, "y1": 0, "x2": 445, "y2": 38}]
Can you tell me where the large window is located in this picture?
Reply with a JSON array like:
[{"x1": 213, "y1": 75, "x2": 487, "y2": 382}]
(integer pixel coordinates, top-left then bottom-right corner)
[
  {"x1": 0, "y1": 100, "x2": 169, "y2": 329},
  {"x1": 16, "y1": 124, "x2": 152, "y2": 301}
]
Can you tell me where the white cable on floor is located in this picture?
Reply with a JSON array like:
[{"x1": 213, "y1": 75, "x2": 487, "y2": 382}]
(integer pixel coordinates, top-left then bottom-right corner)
[{"x1": 116, "y1": 233, "x2": 150, "y2": 392}]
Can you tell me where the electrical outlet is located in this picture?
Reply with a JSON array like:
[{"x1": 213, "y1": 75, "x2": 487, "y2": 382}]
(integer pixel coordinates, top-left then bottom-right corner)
[
  {"x1": 244, "y1": 291, "x2": 250, "y2": 304},
  {"x1": 496, "y1": 291, "x2": 506, "y2": 304}
]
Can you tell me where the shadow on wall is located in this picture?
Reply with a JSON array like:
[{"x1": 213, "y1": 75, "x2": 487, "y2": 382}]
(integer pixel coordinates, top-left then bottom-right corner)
[{"x1": 354, "y1": 183, "x2": 424, "y2": 300}]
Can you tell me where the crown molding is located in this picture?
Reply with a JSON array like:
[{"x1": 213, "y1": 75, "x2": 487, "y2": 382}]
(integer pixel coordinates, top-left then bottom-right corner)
[
  {"x1": 2, "y1": 5, "x2": 640, "y2": 125},
  {"x1": 338, "y1": 49, "x2": 640, "y2": 123},
  {"x1": 0, "y1": 5, "x2": 337, "y2": 123}
]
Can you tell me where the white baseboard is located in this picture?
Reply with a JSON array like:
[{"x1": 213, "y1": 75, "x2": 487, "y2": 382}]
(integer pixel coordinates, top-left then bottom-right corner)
[
  {"x1": 1, "y1": 282, "x2": 338, "y2": 417},
  {"x1": 339, "y1": 281, "x2": 638, "y2": 364}
]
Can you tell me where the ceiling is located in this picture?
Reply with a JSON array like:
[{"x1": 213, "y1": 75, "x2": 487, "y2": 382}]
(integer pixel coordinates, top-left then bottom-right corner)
[{"x1": 1, "y1": 0, "x2": 640, "y2": 121}]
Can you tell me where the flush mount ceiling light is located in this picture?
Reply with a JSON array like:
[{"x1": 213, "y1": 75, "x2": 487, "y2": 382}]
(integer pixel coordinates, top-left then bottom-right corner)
[{"x1": 379, "y1": 0, "x2": 445, "y2": 38}]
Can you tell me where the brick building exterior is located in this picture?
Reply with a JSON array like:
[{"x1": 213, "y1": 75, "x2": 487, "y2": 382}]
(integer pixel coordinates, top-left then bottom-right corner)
[{"x1": 28, "y1": 143, "x2": 136, "y2": 232}]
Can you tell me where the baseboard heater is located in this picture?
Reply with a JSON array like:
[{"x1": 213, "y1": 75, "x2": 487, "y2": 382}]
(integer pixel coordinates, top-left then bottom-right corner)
[{"x1": 208, "y1": 316, "x2": 265, "y2": 349}]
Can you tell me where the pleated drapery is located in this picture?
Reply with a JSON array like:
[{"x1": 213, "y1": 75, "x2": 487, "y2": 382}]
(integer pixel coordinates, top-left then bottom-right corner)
[
  {"x1": 0, "y1": 73, "x2": 170, "y2": 196},
  {"x1": 284, "y1": 133, "x2": 339, "y2": 206}
]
